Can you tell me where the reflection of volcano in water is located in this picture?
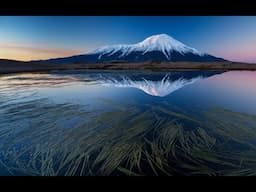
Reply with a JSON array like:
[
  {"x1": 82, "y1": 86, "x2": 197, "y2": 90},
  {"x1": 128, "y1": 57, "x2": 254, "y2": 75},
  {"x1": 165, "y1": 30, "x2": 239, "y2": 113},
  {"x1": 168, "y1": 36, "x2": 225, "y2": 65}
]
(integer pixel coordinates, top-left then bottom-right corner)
[
  {"x1": 95, "y1": 71, "x2": 223, "y2": 97},
  {"x1": 98, "y1": 75, "x2": 201, "y2": 97}
]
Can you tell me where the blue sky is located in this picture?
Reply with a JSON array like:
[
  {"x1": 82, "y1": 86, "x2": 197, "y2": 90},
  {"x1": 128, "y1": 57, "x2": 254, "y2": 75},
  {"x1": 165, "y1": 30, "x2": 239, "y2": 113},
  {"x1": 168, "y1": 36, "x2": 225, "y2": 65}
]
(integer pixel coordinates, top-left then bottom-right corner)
[{"x1": 1, "y1": 16, "x2": 256, "y2": 62}]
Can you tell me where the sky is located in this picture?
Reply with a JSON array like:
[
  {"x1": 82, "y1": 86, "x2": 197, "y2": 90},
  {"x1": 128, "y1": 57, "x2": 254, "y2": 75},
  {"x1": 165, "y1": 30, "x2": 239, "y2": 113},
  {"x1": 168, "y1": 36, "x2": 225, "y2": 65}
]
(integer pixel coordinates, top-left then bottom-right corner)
[{"x1": 0, "y1": 16, "x2": 256, "y2": 62}]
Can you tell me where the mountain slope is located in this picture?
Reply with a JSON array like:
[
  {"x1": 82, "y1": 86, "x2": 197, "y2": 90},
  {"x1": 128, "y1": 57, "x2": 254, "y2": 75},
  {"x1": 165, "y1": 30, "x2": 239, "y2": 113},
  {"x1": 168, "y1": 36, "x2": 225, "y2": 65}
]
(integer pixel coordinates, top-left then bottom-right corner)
[{"x1": 34, "y1": 34, "x2": 226, "y2": 64}]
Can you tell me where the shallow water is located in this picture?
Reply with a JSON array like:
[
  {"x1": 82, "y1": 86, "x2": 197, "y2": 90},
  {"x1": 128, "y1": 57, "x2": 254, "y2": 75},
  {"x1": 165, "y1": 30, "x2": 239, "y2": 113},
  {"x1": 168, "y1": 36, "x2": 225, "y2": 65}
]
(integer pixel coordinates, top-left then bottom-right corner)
[{"x1": 0, "y1": 70, "x2": 256, "y2": 176}]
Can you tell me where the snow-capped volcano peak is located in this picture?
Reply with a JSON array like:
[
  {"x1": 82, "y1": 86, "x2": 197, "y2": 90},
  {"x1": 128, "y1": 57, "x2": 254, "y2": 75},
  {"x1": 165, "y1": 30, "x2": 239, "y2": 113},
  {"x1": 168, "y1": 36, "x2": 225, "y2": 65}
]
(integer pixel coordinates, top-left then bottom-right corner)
[
  {"x1": 137, "y1": 34, "x2": 186, "y2": 51},
  {"x1": 90, "y1": 34, "x2": 204, "y2": 59},
  {"x1": 135, "y1": 34, "x2": 203, "y2": 58}
]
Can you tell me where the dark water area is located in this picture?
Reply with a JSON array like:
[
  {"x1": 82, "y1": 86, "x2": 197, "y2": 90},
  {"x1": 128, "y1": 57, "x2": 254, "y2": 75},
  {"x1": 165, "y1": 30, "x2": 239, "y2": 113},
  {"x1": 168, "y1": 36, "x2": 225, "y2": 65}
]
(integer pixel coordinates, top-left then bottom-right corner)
[{"x1": 0, "y1": 70, "x2": 256, "y2": 176}]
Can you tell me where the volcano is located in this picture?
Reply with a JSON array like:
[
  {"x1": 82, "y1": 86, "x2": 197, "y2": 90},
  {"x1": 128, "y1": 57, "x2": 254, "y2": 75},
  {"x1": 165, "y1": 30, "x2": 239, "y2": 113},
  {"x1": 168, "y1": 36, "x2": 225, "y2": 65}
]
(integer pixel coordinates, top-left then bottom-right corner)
[{"x1": 35, "y1": 34, "x2": 225, "y2": 64}]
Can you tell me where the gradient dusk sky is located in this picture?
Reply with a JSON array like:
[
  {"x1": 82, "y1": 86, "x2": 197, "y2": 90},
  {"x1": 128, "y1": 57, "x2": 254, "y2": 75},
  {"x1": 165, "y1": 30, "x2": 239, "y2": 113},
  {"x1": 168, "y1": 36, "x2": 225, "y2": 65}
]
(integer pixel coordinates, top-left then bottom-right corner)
[{"x1": 1, "y1": 16, "x2": 256, "y2": 62}]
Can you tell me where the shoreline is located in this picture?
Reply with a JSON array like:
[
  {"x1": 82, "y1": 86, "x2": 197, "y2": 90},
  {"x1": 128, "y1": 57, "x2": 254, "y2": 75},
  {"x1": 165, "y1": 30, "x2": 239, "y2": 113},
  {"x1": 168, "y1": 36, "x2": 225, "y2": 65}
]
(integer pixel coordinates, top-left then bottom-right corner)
[{"x1": 1, "y1": 61, "x2": 256, "y2": 75}]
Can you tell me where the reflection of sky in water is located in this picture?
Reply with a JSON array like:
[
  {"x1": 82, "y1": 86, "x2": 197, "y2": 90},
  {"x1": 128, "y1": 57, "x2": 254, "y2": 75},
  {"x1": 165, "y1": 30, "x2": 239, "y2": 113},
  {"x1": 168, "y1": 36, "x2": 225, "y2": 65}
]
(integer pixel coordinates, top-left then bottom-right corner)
[
  {"x1": 1, "y1": 70, "x2": 256, "y2": 115},
  {"x1": 166, "y1": 71, "x2": 256, "y2": 115},
  {"x1": 38, "y1": 83, "x2": 143, "y2": 109}
]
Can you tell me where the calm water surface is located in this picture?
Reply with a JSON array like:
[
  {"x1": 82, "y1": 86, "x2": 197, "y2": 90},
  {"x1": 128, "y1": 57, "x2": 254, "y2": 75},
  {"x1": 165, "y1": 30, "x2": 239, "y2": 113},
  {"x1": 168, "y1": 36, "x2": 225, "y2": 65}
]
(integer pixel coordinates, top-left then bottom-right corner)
[{"x1": 0, "y1": 70, "x2": 256, "y2": 176}]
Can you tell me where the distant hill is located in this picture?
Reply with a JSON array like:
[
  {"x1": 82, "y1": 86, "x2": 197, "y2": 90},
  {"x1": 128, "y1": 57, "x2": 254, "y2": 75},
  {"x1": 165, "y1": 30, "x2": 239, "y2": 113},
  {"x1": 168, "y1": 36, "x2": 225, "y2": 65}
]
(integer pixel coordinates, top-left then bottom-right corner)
[{"x1": 0, "y1": 59, "x2": 26, "y2": 65}]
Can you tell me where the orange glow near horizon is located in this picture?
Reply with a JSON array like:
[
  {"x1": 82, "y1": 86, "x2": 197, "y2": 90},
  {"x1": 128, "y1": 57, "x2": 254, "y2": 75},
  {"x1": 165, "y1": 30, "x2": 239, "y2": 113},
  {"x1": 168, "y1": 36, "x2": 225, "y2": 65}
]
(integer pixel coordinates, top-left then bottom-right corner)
[{"x1": 0, "y1": 45, "x2": 84, "y2": 61}]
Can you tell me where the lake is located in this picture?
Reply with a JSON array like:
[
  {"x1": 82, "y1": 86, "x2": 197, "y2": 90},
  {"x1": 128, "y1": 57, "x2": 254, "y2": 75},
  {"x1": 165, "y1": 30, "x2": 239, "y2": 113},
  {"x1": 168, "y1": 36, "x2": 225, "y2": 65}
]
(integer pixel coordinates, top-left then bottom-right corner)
[{"x1": 0, "y1": 70, "x2": 256, "y2": 176}]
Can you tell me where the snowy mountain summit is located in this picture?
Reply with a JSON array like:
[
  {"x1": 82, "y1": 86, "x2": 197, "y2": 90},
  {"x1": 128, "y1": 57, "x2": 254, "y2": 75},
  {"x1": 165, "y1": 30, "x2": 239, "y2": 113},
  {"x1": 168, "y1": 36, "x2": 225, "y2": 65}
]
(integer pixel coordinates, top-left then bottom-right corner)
[
  {"x1": 38, "y1": 34, "x2": 225, "y2": 64},
  {"x1": 134, "y1": 34, "x2": 203, "y2": 57},
  {"x1": 92, "y1": 34, "x2": 204, "y2": 60}
]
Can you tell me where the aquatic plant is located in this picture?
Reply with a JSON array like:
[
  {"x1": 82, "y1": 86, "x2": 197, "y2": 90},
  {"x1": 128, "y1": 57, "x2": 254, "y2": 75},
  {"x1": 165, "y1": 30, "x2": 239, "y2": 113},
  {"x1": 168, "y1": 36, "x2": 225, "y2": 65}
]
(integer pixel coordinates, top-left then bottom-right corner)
[{"x1": 1, "y1": 97, "x2": 256, "y2": 176}]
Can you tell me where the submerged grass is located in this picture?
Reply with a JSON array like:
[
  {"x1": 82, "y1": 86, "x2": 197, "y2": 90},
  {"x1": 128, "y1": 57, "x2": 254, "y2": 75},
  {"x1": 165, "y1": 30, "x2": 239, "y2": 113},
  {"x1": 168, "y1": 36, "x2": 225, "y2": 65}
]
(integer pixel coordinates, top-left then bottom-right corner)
[{"x1": 1, "y1": 97, "x2": 256, "y2": 176}]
